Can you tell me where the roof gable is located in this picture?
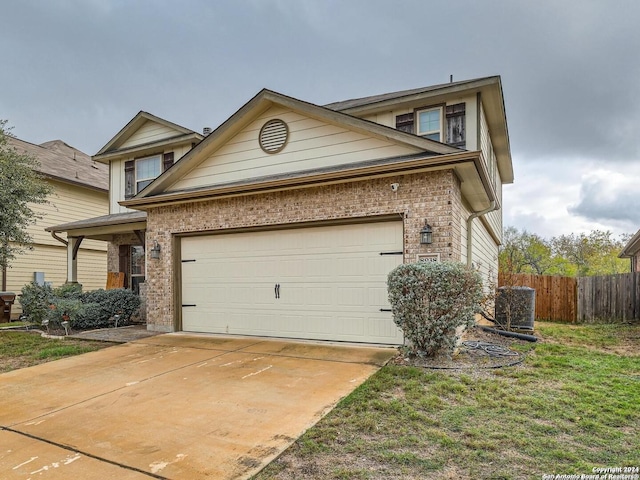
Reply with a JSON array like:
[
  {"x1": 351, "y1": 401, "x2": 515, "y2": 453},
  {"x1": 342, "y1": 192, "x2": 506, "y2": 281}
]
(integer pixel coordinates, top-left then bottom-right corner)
[
  {"x1": 166, "y1": 104, "x2": 430, "y2": 193},
  {"x1": 137, "y1": 89, "x2": 461, "y2": 199},
  {"x1": 94, "y1": 111, "x2": 202, "y2": 161}
]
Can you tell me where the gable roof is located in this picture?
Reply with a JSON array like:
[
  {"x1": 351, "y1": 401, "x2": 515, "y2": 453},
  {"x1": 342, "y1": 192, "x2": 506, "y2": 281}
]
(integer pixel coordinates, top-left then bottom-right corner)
[
  {"x1": 119, "y1": 89, "x2": 498, "y2": 212},
  {"x1": 619, "y1": 229, "x2": 640, "y2": 258},
  {"x1": 93, "y1": 111, "x2": 203, "y2": 162},
  {"x1": 7, "y1": 137, "x2": 108, "y2": 191},
  {"x1": 326, "y1": 76, "x2": 513, "y2": 184},
  {"x1": 129, "y1": 88, "x2": 463, "y2": 201}
]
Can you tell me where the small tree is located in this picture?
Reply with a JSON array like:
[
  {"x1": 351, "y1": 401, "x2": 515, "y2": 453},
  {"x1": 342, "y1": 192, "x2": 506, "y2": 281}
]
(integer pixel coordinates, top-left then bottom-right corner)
[
  {"x1": 388, "y1": 262, "x2": 483, "y2": 357},
  {"x1": 0, "y1": 120, "x2": 52, "y2": 270}
]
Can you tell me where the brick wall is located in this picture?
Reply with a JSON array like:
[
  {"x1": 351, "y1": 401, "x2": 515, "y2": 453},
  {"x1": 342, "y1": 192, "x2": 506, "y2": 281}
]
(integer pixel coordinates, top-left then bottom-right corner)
[
  {"x1": 107, "y1": 233, "x2": 143, "y2": 273},
  {"x1": 144, "y1": 170, "x2": 462, "y2": 331}
]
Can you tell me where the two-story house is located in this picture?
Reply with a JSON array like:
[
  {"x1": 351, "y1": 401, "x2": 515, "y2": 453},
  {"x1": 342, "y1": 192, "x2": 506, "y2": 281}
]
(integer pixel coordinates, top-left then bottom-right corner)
[
  {"x1": 48, "y1": 75, "x2": 513, "y2": 344},
  {"x1": 3, "y1": 137, "x2": 109, "y2": 316}
]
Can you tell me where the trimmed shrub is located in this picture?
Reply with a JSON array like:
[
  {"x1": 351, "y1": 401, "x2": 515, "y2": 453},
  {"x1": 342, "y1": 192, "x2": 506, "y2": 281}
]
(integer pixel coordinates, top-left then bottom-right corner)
[
  {"x1": 20, "y1": 283, "x2": 141, "y2": 330},
  {"x1": 80, "y1": 288, "x2": 140, "y2": 328},
  {"x1": 388, "y1": 262, "x2": 483, "y2": 357},
  {"x1": 74, "y1": 302, "x2": 109, "y2": 329},
  {"x1": 20, "y1": 282, "x2": 85, "y2": 325},
  {"x1": 53, "y1": 282, "x2": 83, "y2": 301},
  {"x1": 19, "y1": 282, "x2": 54, "y2": 324}
]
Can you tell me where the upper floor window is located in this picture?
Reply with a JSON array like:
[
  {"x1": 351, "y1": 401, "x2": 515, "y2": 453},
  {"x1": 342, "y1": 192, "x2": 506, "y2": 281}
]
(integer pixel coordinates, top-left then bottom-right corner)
[
  {"x1": 135, "y1": 156, "x2": 161, "y2": 192},
  {"x1": 125, "y1": 152, "x2": 174, "y2": 199},
  {"x1": 416, "y1": 107, "x2": 442, "y2": 141},
  {"x1": 395, "y1": 103, "x2": 465, "y2": 148}
]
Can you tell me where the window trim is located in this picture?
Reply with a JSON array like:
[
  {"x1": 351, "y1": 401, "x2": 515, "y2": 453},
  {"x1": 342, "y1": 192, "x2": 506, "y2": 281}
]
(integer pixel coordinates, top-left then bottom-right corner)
[
  {"x1": 135, "y1": 155, "x2": 162, "y2": 194},
  {"x1": 124, "y1": 152, "x2": 174, "y2": 199},
  {"x1": 415, "y1": 106, "x2": 444, "y2": 141}
]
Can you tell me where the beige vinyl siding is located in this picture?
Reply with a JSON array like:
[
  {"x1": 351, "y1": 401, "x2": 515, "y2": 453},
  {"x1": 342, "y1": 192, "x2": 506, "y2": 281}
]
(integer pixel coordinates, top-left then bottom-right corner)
[
  {"x1": 33, "y1": 180, "x2": 108, "y2": 251},
  {"x1": 460, "y1": 203, "x2": 499, "y2": 284},
  {"x1": 110, "y1": 144, "x2": 194, "y2": 213},
  {"x1": 110, "y1": 159, "x2": 124, "y2": 213},
  {"x1": 120, "y1": 121, "x2": 182, "y2": 149},
  {"x1": 6, "y1": 244, "x2": 107, "y2": 316},
  {"x1": 360, "y1": 95, "x2": 478, "y2": 147},
  {"x1": 479, "y1": 104, "x2": 503, "y2": 243},
  {"x1": 168, "y1": 106, "x2": 422, "y2": 192},
  {"x1": 485, "y1": 176, "x2": 503, "y2": 243}
]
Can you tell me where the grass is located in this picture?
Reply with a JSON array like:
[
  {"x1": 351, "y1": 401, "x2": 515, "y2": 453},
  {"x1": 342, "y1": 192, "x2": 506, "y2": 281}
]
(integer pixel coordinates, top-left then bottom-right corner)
[
  {"x1": 0, "y1": 321, "x2": 28, "y2": 328},
  {"x1": 0, "y1": 330, "x2": 112, "y2": 373},
  {"x1": 254, "y1": 321, "x2": 640, "y2": 480}
]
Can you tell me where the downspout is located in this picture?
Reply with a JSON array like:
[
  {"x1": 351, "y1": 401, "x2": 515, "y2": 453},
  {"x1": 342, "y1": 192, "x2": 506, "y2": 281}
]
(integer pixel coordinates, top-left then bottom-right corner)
[
  {"x1": 466, "y1": 201, "x2": 497, "y2": 268},
  {"x1": 50, "y1": 231, "x2": 69, "y2": 247}
]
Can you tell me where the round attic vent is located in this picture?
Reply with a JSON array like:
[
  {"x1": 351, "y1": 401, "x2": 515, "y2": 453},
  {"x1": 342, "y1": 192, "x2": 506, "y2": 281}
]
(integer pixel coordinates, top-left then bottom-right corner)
[{"x1": 259, "y1": 119, "x2": 289, "y2": 154}]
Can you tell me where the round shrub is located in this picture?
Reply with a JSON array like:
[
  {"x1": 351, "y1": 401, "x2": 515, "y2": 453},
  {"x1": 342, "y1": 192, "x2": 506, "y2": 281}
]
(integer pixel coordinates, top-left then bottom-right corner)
[
  {"x1": 81, "y1": 288, "x2": 140, "y2": 326},
  {"x1": 19, "y1": 282, "x2": 54, "y2": 324},
  {"x1": 388, "y1": 262, "x2": 483, "y2": 357}
]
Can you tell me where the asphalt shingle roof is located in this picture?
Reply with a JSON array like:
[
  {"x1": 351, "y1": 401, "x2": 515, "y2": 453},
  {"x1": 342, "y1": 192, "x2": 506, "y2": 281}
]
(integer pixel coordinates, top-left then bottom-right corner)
[{"x1": 7, "y1": 137, "x2": 108, "y2": 191}]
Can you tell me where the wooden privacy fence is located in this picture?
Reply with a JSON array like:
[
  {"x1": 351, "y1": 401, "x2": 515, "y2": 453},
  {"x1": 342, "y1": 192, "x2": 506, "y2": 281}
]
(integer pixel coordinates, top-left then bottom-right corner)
[
  {"x1": 498, "y1": 272, "x2": 640, "y2": 323},
  {"x1": 498, "y1": 273, "x2": 577, "y2": 322},
  {"x1": 577, "y1": 273, "x2": 640, "y2": 323}
]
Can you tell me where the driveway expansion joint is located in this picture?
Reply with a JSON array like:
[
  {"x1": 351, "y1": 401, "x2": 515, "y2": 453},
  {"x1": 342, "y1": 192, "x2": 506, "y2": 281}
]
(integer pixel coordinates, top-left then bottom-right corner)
[{"x1": 2, "y1": 426, "x2": 167, "y2": 479}]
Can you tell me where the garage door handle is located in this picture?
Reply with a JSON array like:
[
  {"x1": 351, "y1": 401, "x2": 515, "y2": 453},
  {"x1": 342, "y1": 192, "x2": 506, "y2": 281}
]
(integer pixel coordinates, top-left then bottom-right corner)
[
  {"x1": 379, "y1": 308, "x2": 392, "y2": 312},
  {"x1": 275, "y1": 283, "x2": 280, "y2": 299},
  {"x1": 182, "y1": 304, "x2": 197, "y2": 307}
]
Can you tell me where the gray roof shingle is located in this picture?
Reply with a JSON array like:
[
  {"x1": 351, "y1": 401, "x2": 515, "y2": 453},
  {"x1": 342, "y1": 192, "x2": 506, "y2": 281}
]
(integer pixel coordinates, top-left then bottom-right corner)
[{"x1": 7, "y1": 137, "x2": 108, "y2": 191}]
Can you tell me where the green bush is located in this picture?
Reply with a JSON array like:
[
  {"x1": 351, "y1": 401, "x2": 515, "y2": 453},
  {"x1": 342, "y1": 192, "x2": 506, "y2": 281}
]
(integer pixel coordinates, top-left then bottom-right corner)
[
  {"x1": 387, "y1": 262, "x2": 483, "y2": 357},
  {"x1": 74, "y1": 302, "x2": 109, "y2": 329},
  {"x1": 80, "y1": 288, "x2": 140, "y2": 328},
  {"x1": 20, "y1": 283, "x2": 141, "y2": 330},
  {"x1": 19, "y1": 282, "x2": 54, "y2": 324}
]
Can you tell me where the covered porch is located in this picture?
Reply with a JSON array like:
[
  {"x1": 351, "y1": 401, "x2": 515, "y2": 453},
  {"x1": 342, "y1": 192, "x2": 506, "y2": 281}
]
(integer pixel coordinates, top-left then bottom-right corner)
[{"x1": 45, "y1": 211, "x2": 148, "y2": 292}]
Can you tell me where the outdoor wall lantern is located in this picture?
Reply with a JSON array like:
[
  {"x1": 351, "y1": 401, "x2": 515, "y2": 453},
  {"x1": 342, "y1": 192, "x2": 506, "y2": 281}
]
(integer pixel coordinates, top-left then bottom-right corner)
[
  {"x1": 420, "y1": 222, "x2": 433, "y2": 245},
  {"x1": 150, "y1": 241, "x2": 161, "y2": 260}
]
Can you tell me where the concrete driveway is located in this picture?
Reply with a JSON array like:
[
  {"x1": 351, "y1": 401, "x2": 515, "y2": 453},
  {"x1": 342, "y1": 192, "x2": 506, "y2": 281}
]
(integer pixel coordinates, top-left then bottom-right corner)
[{"x1": 0, "y1": 334, "x2": 395, "y2": 479}]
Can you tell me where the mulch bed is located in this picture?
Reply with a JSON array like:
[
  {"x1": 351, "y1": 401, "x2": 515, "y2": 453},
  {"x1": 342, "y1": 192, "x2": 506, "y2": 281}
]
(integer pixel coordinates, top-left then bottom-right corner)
[{"x1": 392, "y1": 325, "x2": 535, "y2": 370}]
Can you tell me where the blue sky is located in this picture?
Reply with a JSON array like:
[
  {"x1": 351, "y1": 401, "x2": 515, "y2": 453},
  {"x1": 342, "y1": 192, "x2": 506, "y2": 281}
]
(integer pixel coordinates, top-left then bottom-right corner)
[{"x1": 1, "y1": 0, "x2": 638, "y2": 238}]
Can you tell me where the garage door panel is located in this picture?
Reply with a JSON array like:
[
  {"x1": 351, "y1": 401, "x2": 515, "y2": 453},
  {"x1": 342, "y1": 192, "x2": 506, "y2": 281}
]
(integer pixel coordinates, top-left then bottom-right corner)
[
  {"x1": 337, "y1": 288, "x2": 365, "y2": 306},
  {"x1": 181, "y1": 221, "x2": 404, "y2": 344}
]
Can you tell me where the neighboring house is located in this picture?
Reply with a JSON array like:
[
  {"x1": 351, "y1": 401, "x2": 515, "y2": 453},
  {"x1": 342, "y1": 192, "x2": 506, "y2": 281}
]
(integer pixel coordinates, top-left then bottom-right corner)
[
  {"x1": 619, "y1": 229, "x2": 640, "y2": 272},
  {"x1": 3, "y1": 137, "x2": 109, "y2": 316},
  {"x1": 48, "y1": 75, "x2": 513, "y2": 344}
]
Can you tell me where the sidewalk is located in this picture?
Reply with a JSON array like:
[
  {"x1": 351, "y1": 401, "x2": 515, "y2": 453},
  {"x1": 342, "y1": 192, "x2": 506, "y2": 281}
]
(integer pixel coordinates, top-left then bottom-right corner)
[{"x1": 68, "y1": 324, "x2": 162, "y2": 343}]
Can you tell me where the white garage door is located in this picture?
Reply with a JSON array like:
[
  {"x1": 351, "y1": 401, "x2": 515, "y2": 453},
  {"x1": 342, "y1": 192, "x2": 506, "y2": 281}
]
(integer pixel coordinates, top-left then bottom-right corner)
[{"x1": 180, "y1": 221, "x2": 404, "y2": 344}]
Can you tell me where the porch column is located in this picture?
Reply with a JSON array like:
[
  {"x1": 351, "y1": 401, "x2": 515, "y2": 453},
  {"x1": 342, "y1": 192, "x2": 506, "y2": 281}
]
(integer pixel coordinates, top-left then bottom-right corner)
[{"x1": 66, "y1": 236, "x2": 84, "y2": 284}]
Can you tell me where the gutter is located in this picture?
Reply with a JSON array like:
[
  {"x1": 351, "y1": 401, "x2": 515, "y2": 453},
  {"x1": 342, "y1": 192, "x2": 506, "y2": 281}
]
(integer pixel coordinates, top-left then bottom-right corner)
[{"x1": 466, "y1": 201, "x2": 498, "y2": 268}]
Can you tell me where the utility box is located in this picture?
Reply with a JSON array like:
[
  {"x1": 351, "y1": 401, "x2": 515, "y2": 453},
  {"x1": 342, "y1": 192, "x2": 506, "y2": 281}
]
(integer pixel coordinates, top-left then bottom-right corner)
[
  {"x1": 0, "y1": 292, "x2": 16, "y2": 323},
  {"x1": 495, "y1": 286, "x2": 535, "y2": 331}
]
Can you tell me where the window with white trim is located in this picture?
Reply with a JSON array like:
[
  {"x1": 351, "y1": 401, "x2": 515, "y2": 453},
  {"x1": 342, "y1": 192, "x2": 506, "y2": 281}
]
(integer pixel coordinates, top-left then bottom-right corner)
[
  {"x1": 395, "y1": 103, "x2": 466, "y2": 147},
  {"x1": 135, "y1": 156, "x2": 161, "y2": 192},
  {"x1": 124, "y1": 152, "x2": 174, "y2": 199},
  {"x1": 416, "y1": 107, "x2": 443, "y2": 141}
]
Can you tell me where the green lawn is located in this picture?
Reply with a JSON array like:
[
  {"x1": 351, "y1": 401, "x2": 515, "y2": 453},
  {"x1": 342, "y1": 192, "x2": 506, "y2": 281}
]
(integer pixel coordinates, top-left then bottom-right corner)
[
  {"x1": 0, "y1": 330, "x2": 111, "y2": 373},
  {"x1": 254, "y1": 322, "x2": 640, "y2": 480}
]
